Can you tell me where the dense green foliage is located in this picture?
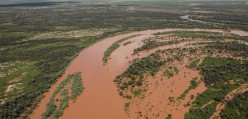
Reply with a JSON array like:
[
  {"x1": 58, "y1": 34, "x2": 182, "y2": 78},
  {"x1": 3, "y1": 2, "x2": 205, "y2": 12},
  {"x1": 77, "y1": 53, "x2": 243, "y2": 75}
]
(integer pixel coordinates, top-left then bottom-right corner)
[
  {"x1": 220, "y1": 91, "x2": 248, "y2": 119},
  {"x1": 115, "y1": 53, "x2": 166, "y2": 98},
  {"x1": 207, "y1": 41, "x2": 248, "y2": 57},
  {"x1": 200, "y1": 58, "x2": 247, "y2": 86},
  {"x1": 193, "y1": 84, "x2": 239, "y2": 107},
  {"x1": 185, "y1": 102, "x2": 218, "y2": 119},
  {"x1": 186, "y1": 56, "x2": 247, "y2": 118}
]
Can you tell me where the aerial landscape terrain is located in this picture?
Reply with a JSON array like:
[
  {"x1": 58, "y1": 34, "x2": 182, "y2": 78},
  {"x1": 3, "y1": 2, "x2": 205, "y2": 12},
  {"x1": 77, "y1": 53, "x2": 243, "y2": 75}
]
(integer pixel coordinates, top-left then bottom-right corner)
[{"x1": 0, "y1": 0, "x2": 248, "y2": 119}]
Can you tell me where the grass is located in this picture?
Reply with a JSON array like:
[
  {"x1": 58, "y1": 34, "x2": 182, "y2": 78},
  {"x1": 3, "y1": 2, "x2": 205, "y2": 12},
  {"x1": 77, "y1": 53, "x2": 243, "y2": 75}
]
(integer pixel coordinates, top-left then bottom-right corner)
[
  {"x1": 199, "y1": 57, "x2": 240, "y2": 68},
  {"x1": 103, "y1": 34, "x2": 140, "y2": 63},
  {"x1": 178, "y1": 78, "x2": 200, "y2": 100}
]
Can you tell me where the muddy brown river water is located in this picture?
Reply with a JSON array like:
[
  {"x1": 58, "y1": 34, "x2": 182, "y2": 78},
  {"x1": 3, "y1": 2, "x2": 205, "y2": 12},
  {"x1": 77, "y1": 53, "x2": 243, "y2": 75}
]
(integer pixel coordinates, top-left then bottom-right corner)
[{"x1": 30, "y1": 28, "x2": 248, "y2": 119}]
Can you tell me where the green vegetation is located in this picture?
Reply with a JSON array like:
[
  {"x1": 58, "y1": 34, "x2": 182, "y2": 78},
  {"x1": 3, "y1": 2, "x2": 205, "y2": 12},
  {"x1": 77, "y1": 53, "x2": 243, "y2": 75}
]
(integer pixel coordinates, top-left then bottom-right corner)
[
  {"x1": 199, "y1": 57, "x2": 240, "y2": 68},
  {"x1": 41, "y1": 73, "x2": 83, "y2": 119},
  {"x1": 0, "y1": 29, "x2": 120, "y2": 118},
  {"x1": 220, "y1": 91, "x2": 248, "y2": 119},
  {"x1": 178, "y1": 78, "x2": 200, "y2": 100},
  {"x1": 163, "y1": 69, "x2": 174, "y2": 78},
  {"x1": 115, "y1": 53, "x2": 166, "y2": 99},
  {"x1": 165, "y1": 114, "x2": 172, "y2": 119},
  {"x1": 71, "y1": 73, "x2": 84, "y2": 101},
  {"x1": 123, "y1": 41, "x2": 132, "y2": 46},
  {"x1": 173, "y1": 67, "x2": 179, "y2": 74},
  {"x1": 41, "y1": 74, "x2": 71, "y2": 119},
  {"x1": 207, "y1": 41, "x2": 248, "y2": 57},
  {"x1": 1, "y1": 1, "x2": 248, "y2": 118},
  {"x1": 134, "y1": 40, "x2": 179, "y2": 53},
  {"x1": 103, "y1": 34, "x2": 140, "y2": 63},
  {"x1": 200, "y1": 58, "x2": 247, "y2": 86},
  {"x1": 163, "y1": 66, "x2": 179, "y2": 78},
  {"x1": 185, "y1": 101, "x2": 218, "y2": 119},
  {"x1": 156, "y1": 31, "x2": 248, "y2": 42},
  {"x1": 191, "y1": 80, "x2": 240, "y2": 107}
]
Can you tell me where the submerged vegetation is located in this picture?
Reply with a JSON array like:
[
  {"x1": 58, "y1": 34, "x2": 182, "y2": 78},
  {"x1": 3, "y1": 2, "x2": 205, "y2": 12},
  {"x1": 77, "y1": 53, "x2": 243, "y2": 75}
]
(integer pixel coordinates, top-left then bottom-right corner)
[
  {"x1": 0, "y1": 0, "x2": 248, "y2": 118},
  {"x1": 178, "y1": 78, "x2": 200, "y2": 100},
  {"x1": 41, "y1": 72, "x2": 83, "y2": 119},
  {"x1": 115, "y1": 30, "x2": 248, "y2": 118},
  {"x1": 103, "y1": 34, "x2": 140, "y2": 63},
  {"x1": 115, "y1": 53, "x2": 166, "y2": 99}
]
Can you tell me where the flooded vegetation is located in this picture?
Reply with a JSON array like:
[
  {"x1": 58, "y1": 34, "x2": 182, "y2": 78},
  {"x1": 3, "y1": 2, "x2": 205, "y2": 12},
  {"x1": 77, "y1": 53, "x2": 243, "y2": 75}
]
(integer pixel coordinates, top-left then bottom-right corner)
[
  {"x1": 0, "y1": 0, "x2": 248, "y2": 119},
  {"x1": 41, "y1": 73, "x2": 83, "y2": 119}
]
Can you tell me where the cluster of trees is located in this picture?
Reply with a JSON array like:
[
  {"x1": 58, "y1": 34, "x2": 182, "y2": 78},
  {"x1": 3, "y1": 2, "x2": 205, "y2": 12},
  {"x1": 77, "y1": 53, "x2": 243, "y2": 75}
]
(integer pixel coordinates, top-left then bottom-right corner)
[
  {"x1": 114, "y1": 53, "x2": 166, "y2": 99},
  {"x1": 201, "y1": 60, "x2": 248, "y2": 86},
  {"x1": 185, "y1": 101, "x2": 218, "y2": 119},
  {"x1": 134, "y1": 40, "x2": 179, "y2": 53},
  {"x1": 71, "y1": 73, "x2": 84, "y2": 101},
  {"x1": 163, "y1": 66, "x2": 179, "y2": 78},
  {"x1": 41, "y1": 72, "x2": 83, "y2": 119},
  {"x1": 0, "y1": 32, "x2": 115, "y2": 118},
  {"x1": 0, "y1": 36, "x2": 26, "y2": 46},
  {"x1": 207, "y1": 41, "x2": 248, "y2": 57},
  {"x1": 41, "y1": 74, "x2": 71, "y2": 119},
  {"x1": 103, "y1": 34, "x2": 140, "y2": 63},
  {"x1": 185, "y1": 56, "x2": 247, "y2": 118},
  {"x1": 178, "y1": 78, "x2": 200, "y2": 100},
  {"x1": 0, "y1": 26, "x2": 122, "y2": 118},
  {"x1": 185, "y1": 84, "x2": 239, "y2": 119},
  {"x1": 221, "y1": 91, "x2": 248, "y2": 119}
]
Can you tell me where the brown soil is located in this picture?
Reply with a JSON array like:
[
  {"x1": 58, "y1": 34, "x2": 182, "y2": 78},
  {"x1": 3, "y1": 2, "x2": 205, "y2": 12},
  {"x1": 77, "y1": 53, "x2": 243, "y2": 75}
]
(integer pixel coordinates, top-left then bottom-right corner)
[{"x1": 30, "y1": 28, "x2": 248, "y2": 119}]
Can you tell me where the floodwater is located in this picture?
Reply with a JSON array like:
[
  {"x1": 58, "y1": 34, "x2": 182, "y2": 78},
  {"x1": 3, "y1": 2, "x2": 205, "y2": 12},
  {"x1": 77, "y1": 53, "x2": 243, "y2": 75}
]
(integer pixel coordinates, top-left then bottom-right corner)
[
  {"x1": 128, "y1": 59, "x2": 207, "y2": 119},
  {"x1": 30, "y1": 28, "x2": 248, "y2": 119}
]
